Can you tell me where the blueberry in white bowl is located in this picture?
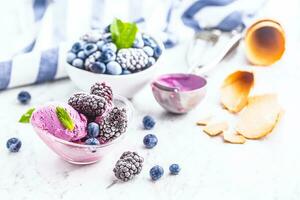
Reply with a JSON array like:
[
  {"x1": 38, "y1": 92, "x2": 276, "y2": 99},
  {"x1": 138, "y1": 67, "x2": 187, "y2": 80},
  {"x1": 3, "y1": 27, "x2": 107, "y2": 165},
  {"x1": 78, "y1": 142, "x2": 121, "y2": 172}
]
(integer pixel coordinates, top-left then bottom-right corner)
[{"x1": 66, "y1": 18, "x2": 164, "y2": 98}]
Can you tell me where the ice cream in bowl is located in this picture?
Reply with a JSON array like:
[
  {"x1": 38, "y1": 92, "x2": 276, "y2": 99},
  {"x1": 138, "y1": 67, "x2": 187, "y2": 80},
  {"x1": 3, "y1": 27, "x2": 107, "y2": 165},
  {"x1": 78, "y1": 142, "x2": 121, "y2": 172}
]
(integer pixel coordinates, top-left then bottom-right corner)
[{"x1": 22, "y1": 82, "x2": 133, "y2": 165}]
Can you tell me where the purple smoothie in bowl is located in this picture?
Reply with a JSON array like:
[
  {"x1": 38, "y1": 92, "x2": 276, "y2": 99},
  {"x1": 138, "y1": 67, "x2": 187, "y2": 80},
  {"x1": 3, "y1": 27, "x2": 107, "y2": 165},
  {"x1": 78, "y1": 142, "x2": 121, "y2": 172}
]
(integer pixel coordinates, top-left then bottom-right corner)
[{"x1": 151, "y1": 73, "x2": 207, "y2": 114}]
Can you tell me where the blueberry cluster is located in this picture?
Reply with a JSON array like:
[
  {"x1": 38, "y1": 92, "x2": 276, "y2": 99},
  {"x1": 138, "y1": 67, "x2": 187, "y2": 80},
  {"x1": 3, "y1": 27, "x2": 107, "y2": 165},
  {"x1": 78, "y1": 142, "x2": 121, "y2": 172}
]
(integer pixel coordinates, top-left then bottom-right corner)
[{"x1": 67, "y1": 30, "x2": 162, "y2": 75}]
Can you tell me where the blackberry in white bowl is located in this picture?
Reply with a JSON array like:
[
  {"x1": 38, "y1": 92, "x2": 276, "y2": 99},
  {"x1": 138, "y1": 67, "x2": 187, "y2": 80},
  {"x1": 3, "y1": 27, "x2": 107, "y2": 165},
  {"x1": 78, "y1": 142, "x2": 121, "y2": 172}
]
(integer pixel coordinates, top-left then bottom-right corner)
[{"x1": 66, "y1": 18, "x2": 164, "y2": 98}]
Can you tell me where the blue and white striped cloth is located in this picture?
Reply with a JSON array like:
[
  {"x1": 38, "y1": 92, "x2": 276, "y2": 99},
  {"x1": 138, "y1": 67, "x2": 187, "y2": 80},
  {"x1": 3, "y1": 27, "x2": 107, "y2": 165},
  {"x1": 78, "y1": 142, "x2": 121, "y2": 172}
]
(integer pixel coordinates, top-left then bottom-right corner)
[{"x1": 0, "y1": 0, "x2": 265, "y2": 90}]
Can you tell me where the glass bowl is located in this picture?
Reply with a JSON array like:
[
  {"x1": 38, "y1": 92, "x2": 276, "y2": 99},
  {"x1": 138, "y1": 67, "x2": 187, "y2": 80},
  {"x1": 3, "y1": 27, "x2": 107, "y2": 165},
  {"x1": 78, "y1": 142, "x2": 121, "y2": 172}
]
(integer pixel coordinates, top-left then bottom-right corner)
[{"x1": 32, "y1": 95, "x2": 133, "y2": 165}]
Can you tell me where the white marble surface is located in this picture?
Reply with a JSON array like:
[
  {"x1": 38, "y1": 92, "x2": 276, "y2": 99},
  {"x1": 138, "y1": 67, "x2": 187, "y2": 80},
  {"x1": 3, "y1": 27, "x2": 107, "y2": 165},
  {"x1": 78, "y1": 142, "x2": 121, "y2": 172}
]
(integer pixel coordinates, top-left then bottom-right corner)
[{"x1": 1, "y1": 2, "x2": 300, "y2": 200}]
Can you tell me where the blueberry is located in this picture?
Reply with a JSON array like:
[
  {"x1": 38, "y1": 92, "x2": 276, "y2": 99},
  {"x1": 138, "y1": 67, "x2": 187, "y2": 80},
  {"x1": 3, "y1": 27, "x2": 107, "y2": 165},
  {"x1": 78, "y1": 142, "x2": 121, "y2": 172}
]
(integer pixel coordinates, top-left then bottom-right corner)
[
  {"x1": 89, "y1": 62, "x2": 106, "y2": 73},
  {"x1": 103, "y1": 33, "x2": 112, "y2": 42},
  {"x1": 84, "y1": 43, "x2": 97, "y2": 56},
  {"x1": 150, "y1": 165, "x2": 164, "y2": 181},
  {"x1": 104, "y1": 25, "x2": 111, "y2": 33},
  {"x1": 66, "y1": 52, "x2": 76, "y2": 64},
  {"x1": 143, "y1": 46, "x2": 154, "y2": 57},
  {"x1": 142, "y1": 35, "x2": 157, "y2": 48},
  {"x1": 96, "y1": 40, "x2": 105, "y2": 50},
  {"x1": 87, "y1": 122, "x2": 100, "y2": 138},
  {"x1": 85, "y1": 138, "x2": 100, "y2": 145},
  {"x1": 101, "y1": 42, "x2": 117, "y2": 53},
  {"x1": 100, "y1": 50, "x2": 116, "y2": 63},
  {"x1": 71, "y1": 42, "x2": 83, "y2": 53},
  {"x1": 153, "y1": 46, "x2": 162, "y2": 59},
  {"x1": 122, "y1": 70, "x2": 131, "y2": 75},
  {"x1": 169, "y1": 164, "x2": 181, "y2": 175},
  {"x1": 6, "y1": 138, "x2": 22, "y2": 153},
  {"x1": 18, "y1": 91, "x2": 31, "y2": 104},
  {"x1": 72, "y1": 58, "x2": 84, "y2": 68},
  {"x1": 143, "y1": 115, "x2": 155, "y2": 130},
  {"x1": 143, "y1": 134, "x2": 158, "y2": 149},
  {"x1": 147, "y1": 57, "x2": 156, "y2": 68},
  {"x1": 106, "y1": 61, "x2": 122, "y2": 75},
  {"x1": 77, "y1": 50, "x2": 86, "y2": 59},
  {"x1": 133, "y1": 34, "x2": 144, "y2": 48}
]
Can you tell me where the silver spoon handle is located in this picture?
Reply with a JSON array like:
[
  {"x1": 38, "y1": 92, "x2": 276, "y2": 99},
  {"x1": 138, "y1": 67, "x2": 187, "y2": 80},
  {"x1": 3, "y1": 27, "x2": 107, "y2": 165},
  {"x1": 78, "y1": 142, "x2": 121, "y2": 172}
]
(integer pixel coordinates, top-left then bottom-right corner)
[{"x1": 189, "y1": 32, "x2": 242, "y2": 76}]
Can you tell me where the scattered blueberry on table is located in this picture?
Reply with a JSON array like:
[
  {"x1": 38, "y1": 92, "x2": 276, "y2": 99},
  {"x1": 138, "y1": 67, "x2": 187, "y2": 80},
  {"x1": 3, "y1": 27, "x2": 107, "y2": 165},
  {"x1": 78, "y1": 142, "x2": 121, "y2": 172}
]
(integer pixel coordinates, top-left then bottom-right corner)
[
  {"x1": 85, "y1": 138, "x2": 100, "y2": 145},
  {"x1": 143, "y1": 115, "x2": 156, "y2": 130},
  {"x1": 87, "y1": 122, "x2": 100, "y2": 138},
  {"x1": 169, "y1": 164, "x2": 181, "y2": 175},
  {"x1": 143, "y1": 134, "x2": 158, "y2": 149},
  {"x1": 150, "y1": 165, "x2": 164, "y2": 181},
  {"x1": 6, "y1": 138, "x2": 22, "y2": 153},
  {"x1": 66, "y1": 18, "x2": 162, "y2": 75},
  {"x1": 18, "y1": 91, "x2": 31, "y2": 104}
]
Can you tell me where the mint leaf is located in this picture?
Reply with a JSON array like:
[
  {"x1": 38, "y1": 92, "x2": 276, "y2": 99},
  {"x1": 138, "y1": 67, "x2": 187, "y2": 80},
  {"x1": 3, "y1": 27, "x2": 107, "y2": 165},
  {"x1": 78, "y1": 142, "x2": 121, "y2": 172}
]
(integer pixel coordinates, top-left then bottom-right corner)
[
  {"x1": 56, "y1": 107, "x2": 75, "y2": 131},
  {"x1": 19, "y1": 108, "x2": 35, "y2": 123},
  {"x1": 110, "y1": 18, "x2": 138, "y2": 49}
]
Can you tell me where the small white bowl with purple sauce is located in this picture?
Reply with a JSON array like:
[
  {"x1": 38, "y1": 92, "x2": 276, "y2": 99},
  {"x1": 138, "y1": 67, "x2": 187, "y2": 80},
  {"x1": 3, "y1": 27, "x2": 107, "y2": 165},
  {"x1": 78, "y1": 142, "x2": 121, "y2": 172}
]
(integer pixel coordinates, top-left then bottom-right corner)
[{"x1": 151, "y1": 73, "x2": 207, "y2": 114}]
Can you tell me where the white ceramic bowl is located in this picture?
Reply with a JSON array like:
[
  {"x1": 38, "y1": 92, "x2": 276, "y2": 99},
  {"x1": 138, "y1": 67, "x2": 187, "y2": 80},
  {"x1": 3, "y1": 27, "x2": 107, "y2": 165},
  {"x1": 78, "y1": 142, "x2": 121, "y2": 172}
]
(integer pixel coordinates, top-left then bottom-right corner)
[{"x1": 66, "y1": 38, "x2": 164, "y2": 98}]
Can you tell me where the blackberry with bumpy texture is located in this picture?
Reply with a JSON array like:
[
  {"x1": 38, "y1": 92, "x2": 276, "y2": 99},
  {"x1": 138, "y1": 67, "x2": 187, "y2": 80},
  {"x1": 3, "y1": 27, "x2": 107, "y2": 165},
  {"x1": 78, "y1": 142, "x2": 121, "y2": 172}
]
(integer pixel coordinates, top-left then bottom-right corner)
[
  {"x1": 68, "y1": 93, "x2": 109, "y2": 117},
  {"x1": 116, "y1": 48, "x2": 149, "y2": 72},
  {"x1": 90, "y1": 82, "x2": 113, "y2": 103},
  {"x1": 84, "y1": 51, "x2": 102, "y2": 70},
  {"x1": 113, "y1": 151, "x2": 144, "y2": 182},
  {"x1": 81, "y1": 31, "x2": 102, "y2": 43},
  {"x1": 120, "y1": 151, "x2": 144, "y2": 165},
  {"x1": 99, "y1": 107, "x2": 127, "y2": 143}
]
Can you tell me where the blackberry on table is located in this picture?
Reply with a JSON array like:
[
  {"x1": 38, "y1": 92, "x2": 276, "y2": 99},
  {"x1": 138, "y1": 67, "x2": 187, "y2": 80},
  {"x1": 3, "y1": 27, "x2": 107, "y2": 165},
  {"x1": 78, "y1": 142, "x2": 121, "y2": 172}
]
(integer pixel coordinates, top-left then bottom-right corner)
[
  {"x1": 99, "y1": 107, "x2": 127, "y2": 143},
  {"x1": 116, "y1": 48, "x2": 149, "y2": 72},
  {"x1": 120, "y1": 151, "x2": 144, "y2": 165},
  {"x1": 113, "y1": 151, "x2": 144, "y2": 182},
  {"x1": 68, "y1": 93, "x2": 109, "y2": 118}
]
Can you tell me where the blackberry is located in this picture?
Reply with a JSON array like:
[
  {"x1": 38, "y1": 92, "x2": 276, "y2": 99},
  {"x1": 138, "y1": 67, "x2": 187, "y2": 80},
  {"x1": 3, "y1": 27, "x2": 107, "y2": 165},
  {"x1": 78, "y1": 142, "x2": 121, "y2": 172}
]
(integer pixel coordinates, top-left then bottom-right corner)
[
  {"x1": 113, "y1": 151, "x2": 144, "y2": 182},
  {"x1": 68, "y1": 93, "x2": 109, "y2": 117},
  {"x1": 120, "y1": 151, "x2": 144, "y2": 165},
  {"x1": 99, "y1": 107, "x2": 127, "y2": 143},
  {"x1": 116, "y1": 48, "x2": 149, "y2": 72},
  {"x1": 84, "y1": 51, "x2": 102, "y2": 70},
  {"x1": 90, "y1": 82, "x2": 113, "y2": 103},
  {"x1": 80, "y1": 31, "x2": 102, "y2": 43}
]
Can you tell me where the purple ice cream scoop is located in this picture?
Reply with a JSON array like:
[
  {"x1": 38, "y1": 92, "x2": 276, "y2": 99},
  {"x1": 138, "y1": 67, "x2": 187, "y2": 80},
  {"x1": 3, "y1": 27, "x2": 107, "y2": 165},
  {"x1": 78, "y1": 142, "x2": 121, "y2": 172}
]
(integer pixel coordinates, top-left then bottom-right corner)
[{"x1": 31, "y1": 103, "x2": 88, "y2": 141}]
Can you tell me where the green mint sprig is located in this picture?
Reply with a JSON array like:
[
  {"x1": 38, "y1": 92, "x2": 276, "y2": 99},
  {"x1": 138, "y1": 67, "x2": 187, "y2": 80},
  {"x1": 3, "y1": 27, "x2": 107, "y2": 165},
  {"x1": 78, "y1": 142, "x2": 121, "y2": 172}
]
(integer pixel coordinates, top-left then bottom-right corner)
[
  {"x1": 110, "y1": 18, "x2": 138, "y2": 49},
  {"x1": 19, "y1": 108, "x2": 35, "y2": 123},
  {"x1": 56, "y1": 107, "x2": 75, "y2": 131}
]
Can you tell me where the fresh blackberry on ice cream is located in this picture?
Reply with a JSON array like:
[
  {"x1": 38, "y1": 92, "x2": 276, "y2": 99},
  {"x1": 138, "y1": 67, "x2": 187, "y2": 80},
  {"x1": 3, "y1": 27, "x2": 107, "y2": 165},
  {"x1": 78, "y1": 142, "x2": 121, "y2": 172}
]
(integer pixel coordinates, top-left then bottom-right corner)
[
  {"x1": 116, "y1": 48, "x2": 149, "y2": 72},
  {"x1": 113, "y1": 151, "x2": 144, "y2": 182},
  {"x1": 90, "y1": 82, "x2": 113, "y2": 103},
  {"x1": 68, "y1": 93, "x2": 109, "y2": 118},
  {"x1": 98, "y1": 107, "x2": 127, "y2": 143}
]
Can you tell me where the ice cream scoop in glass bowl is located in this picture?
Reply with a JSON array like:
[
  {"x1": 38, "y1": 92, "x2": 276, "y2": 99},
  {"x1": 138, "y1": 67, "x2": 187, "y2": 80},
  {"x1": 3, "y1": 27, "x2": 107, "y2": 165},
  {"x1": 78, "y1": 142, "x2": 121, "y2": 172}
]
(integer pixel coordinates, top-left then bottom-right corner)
[{"x1": 32, "y1": 95, "x2": 133, "y2": 165}]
